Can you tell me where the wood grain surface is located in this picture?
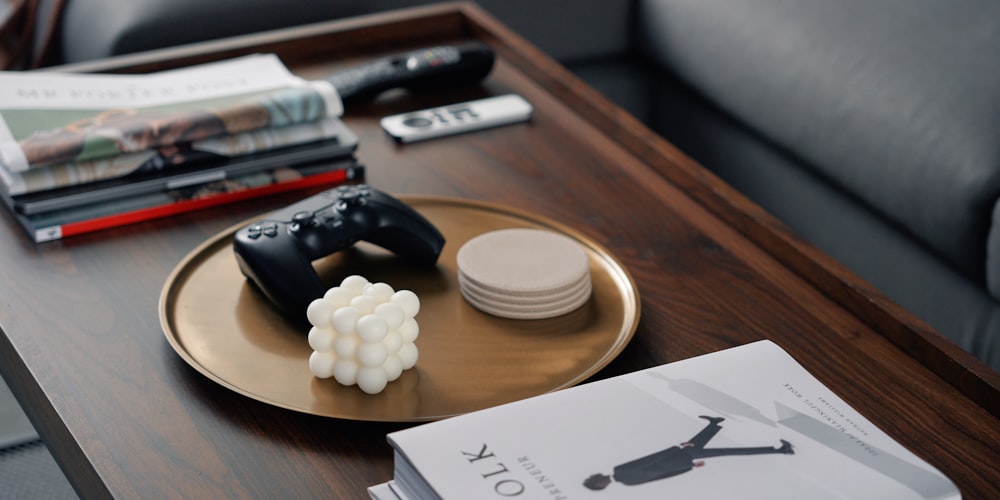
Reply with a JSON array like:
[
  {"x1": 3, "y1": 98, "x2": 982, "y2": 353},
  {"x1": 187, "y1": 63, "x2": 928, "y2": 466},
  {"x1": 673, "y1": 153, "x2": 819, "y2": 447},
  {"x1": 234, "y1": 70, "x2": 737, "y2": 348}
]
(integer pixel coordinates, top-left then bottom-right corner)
[{"x1": 1, "y1": 3, "x2": 997, "y2": 498}]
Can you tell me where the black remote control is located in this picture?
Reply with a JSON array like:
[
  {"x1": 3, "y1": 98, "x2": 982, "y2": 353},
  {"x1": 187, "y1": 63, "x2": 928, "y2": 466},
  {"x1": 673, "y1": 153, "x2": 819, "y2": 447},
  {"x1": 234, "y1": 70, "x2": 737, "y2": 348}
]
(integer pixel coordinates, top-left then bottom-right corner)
[
  {"x1": 326, "y1": 41, "x2": 495, "y2": 103},
  {"x1": 233, "y1": 184, "x2": 445, "y2": 321}
]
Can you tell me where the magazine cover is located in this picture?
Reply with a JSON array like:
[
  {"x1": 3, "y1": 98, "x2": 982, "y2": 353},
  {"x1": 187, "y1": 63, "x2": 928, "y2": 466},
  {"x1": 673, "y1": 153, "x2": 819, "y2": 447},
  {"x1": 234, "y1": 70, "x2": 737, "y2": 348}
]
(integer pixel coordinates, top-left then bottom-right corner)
[
  {"x1": 0, "y1": 116, "x2": 354, "y2": 196},
  {"x1": 380, "y1": 340, "x2": 959, "y2": 500},
  {"x1": 0, "y1": 54, "x2": 341, "y2": 172}
]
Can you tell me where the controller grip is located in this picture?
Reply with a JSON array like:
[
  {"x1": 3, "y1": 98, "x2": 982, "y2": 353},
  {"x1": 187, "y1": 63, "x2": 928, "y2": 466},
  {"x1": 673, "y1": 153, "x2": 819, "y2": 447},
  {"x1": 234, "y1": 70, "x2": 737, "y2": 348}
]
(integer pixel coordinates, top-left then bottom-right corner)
[
  {"x1": 366, "y1": 224, "x2": 445, "y2": 267},
  {"x1": 233, "y1": 232, "x2": 325, "y2": 318}
]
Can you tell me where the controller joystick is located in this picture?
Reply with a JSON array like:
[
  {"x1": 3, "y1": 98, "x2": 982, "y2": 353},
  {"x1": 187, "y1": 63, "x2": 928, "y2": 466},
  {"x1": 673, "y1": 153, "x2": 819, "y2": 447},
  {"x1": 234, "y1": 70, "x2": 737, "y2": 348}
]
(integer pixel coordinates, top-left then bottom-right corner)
[{"x1": 233, "y1": 184, "x2": 445, "y2": 320}]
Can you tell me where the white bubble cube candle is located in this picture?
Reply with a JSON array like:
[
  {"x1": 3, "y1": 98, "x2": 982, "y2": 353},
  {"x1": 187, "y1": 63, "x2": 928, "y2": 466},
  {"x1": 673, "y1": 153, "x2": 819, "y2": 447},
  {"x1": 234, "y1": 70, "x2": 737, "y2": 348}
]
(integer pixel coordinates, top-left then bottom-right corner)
[{"x1": 306, "y1": 275, "x2": 420, "y2": 394}]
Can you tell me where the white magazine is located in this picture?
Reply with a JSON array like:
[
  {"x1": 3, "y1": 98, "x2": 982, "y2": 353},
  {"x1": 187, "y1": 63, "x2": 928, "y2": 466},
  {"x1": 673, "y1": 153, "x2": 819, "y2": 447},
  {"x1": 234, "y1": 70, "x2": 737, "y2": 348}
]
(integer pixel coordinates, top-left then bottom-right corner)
[
  {"x1": 0, "y1": 54, "x2": 341, "y2": 173},
  {"x1": 380, "y1": 340, "x2": 959, "y2": 500}
]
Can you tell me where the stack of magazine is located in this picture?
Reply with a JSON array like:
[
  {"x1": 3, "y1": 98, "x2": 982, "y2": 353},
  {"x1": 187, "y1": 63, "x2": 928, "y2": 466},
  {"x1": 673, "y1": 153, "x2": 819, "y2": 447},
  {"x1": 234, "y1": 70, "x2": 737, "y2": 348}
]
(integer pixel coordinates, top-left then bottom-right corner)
[
  {"x1": 0, "y1": 54, "x2": 364, "y2": 242},
  {"x1": 370, "y1": 340, "x2": 960, "y2": 499}
]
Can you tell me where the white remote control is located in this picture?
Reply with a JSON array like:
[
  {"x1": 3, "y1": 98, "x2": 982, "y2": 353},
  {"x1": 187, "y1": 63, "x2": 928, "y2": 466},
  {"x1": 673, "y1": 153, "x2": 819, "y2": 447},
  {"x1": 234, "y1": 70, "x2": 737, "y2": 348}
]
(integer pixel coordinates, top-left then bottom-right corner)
[{"x1": 380, "y1": 94, "x2": 533, "y2": 143}]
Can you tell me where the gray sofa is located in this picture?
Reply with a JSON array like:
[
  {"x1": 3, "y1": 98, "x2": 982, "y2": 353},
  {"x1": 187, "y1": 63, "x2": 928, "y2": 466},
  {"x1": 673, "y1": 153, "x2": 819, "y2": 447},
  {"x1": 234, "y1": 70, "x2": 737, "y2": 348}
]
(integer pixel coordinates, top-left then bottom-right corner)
[{"x1": 25, "y1": 0, "x2": 1000, "y2": 371}]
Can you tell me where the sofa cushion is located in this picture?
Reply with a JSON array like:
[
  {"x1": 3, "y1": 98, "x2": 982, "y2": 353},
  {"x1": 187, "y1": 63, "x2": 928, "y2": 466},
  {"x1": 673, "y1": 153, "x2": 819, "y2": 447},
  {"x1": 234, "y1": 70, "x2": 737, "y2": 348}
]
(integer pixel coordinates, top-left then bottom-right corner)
[
  {"x1": 636, "y1": 0, "x2": 1000, "y2": 293},
  {"x1": 638, "y1": 65, "x2": 1000, "y2": 369},
  {"x1": 57, "y1": 0, "x2": 633, "y2": 65},
  {"x1": 58, "y1": 0, "x2": 368, "y2": 63}
]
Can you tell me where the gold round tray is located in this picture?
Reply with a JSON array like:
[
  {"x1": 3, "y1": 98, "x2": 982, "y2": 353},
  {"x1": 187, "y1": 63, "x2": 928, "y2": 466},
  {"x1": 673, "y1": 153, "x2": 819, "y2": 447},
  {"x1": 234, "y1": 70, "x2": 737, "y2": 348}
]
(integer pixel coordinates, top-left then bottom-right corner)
[{"x1": 159, "y1": 196, "x2": 640, "y2": 422}]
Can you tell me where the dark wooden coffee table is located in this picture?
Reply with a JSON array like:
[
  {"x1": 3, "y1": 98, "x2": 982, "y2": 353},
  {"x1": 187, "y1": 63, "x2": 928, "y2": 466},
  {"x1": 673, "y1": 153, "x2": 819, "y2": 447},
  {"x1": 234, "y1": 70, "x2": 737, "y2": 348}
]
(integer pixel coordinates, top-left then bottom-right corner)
[{"x1": 1, "y1": 3, "x2": 997, "y2": 498}]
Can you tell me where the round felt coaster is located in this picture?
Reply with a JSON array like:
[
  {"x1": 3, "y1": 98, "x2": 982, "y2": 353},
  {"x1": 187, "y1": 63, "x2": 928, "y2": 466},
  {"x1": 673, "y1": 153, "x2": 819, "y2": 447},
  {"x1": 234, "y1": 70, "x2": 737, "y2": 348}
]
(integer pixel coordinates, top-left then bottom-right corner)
[
  {"x1": 458, "y1": 273, "x2": 592, "y2": 320},
  {"x1": 457, "y1": 270, "x2": 591, "y2": 305},
  {"x1": 457, "y1": 228, "x2": 590, "y2": 294},
  {"x1": 456, "y1": 228, "x2": 592, "y2": 319}
]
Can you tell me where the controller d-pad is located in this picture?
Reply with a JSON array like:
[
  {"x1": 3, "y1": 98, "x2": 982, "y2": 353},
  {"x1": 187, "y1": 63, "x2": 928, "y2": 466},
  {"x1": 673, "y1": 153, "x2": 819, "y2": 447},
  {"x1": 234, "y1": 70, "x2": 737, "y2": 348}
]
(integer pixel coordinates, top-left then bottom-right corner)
[{"x1": 246, "y1": 222, "x2": 279, "y2": 239}]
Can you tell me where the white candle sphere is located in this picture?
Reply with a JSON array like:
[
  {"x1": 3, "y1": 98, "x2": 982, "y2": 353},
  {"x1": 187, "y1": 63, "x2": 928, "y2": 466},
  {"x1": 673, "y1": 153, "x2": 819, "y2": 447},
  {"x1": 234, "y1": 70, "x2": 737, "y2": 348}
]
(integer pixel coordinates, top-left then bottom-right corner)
[
  {"x1": 357, "y1": 342, "x2": 389, "y2": 368},
  {"x1": 398, "y1": 318, "x2": 419, "y2": 343},
  {"x1": 350, "y1": 294, "x2": 377, "y2": 314},
  {"x1": 332, "y1": 359, "x2": 359, "y2": 386},
  {"x1": 364, "y1": 282, "x2": 396, "y2": 302},
  {"x1": 357, "y1": 366, "x2": 389, "y2": 395},
  {"x1": 374, "y1": 302, "x2": 405, "y2": 330},
  {"x1": 340, "y1": 275, "x2": 370, "y2": 293},
  {"x1": 306, "y1": 298, "x2": 335, "y2": 328},
  {"x1": 382, "y1": 330, "x2": 403, "y2": 354},
  {"x1": 383, "y1": 355, "x2": 403, "y2": 382},
  {"x1": 308, "y1": 326, "x2": 335, "y2": 352},
  {"x1": 330, "y1": 306, "x2": 360, "y2": 336},
  {"x1": 390, "y1": 290, "x2": 420, "y2": 317},
  {"x1": 356, "y1": 314, "x2": 389, "y2": 343},
  {"x1": 309, "y1": 350, "x2": 336, "y2": 379},
  {"x1": 323, "y1": 286, "x2": 355, "y2": 308},
  {"x1": 397, "y1": 342, "x2": 419, "y2": 370},
  {"x1": 332, "y1": 334, "x2": 358, "y2": 358}
]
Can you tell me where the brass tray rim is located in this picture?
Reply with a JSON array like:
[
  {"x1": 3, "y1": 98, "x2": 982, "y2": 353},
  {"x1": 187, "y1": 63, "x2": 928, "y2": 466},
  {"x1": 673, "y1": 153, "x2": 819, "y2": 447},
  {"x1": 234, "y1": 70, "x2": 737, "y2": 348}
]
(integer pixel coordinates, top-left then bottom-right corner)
[{"x1": 158, "y1": 195, "x2": 641, "y2": 421}]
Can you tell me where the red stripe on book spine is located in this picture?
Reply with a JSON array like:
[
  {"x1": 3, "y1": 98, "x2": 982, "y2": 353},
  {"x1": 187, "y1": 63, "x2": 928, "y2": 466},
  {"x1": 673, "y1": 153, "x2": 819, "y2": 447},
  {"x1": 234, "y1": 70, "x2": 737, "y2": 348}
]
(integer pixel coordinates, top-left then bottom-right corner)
[{"x1": 58, "y1": 169, "x2": 352, "y2": 238}]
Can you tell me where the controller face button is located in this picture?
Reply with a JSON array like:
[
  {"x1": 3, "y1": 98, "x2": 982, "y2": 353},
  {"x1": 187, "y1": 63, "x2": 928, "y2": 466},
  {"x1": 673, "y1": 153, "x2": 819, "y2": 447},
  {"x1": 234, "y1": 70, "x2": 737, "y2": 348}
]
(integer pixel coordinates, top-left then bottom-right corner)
[{"x1": 262, "y1": 223, "x2": 279, "y2": 237}]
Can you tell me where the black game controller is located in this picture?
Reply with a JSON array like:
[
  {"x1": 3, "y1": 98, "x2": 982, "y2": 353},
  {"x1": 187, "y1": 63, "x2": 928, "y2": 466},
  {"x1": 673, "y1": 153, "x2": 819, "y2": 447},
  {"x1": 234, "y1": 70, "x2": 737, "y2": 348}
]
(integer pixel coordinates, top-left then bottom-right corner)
[{"x1": 233, "y1": 184, "x2": 445, "y2": 320}]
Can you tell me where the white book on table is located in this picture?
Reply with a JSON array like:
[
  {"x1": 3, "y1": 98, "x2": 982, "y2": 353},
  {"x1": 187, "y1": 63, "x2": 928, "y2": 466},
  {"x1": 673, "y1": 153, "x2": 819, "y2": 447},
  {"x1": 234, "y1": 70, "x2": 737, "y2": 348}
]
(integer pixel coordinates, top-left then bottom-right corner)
[{"x1": 373, "y1": 340, "x2": 959, "y2": 500}]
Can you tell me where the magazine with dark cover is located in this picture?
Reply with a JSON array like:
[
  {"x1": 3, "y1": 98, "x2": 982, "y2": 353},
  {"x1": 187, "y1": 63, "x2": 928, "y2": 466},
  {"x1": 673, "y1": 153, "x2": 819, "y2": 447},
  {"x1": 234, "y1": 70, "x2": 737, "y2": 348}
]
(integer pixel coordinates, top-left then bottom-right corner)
[
  {"x1": 7, "y1": 121, "x2": 358, "y2": 215},
  {"x1": 10, "y1": 160, "x2": 363, "y2": 243},
  {"x1": 372, "y1": 340, "x2": 959, "y2": 500},
  {"x1": 0, "y1": 54, "x2": 341, "y2": 172}
]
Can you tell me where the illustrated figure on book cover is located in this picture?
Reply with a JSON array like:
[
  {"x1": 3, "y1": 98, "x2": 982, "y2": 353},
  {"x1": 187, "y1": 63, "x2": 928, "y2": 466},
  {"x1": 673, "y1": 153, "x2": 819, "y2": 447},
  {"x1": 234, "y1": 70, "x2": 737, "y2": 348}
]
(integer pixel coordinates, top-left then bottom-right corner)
[{"x1": 583, "y1": 415, "x2": 794, "y2": 491}]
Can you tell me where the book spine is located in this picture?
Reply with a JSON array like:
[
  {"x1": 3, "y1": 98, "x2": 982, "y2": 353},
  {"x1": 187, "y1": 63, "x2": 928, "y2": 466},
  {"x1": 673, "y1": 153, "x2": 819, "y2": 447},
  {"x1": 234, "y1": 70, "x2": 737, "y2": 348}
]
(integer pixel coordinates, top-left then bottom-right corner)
[{"x1": 25, "y1": 165, "x2": 363, "y2": 243}]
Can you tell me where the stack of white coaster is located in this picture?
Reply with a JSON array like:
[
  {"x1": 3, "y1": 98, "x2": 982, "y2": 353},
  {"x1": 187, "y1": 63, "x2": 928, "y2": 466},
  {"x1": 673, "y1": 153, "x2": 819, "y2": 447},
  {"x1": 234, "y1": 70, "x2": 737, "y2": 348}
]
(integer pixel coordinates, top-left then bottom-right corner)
[{"x1": 456, "y1": 228, "x2": 592, "y2": 319}]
